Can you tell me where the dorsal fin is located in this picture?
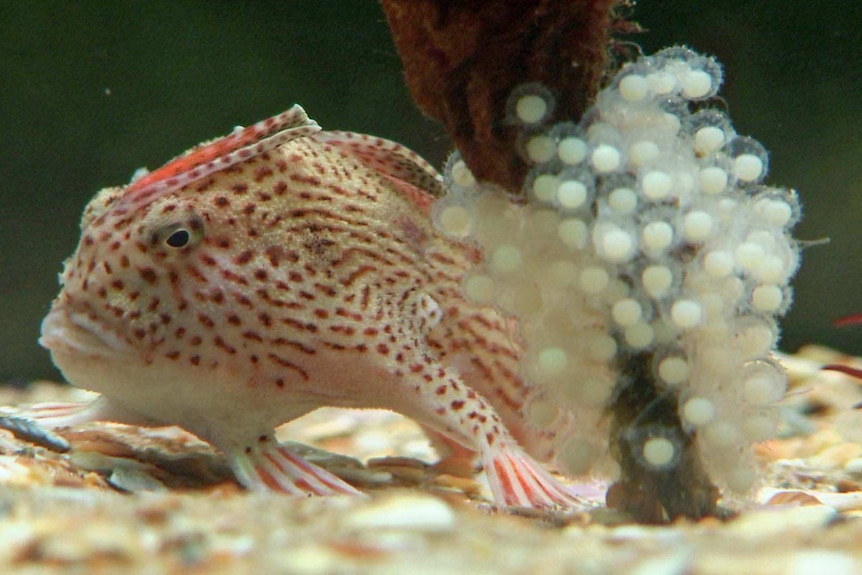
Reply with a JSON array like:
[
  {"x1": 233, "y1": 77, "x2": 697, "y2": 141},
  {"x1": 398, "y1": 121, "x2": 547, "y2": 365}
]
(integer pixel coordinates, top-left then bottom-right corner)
[
  {"x1": 311, "y1": 131, "x2": 444, "y2": 214},
  {"x1": 112, "y1": 105, "x2": 320, "y2": 216},
  {"x1": 822, "y1": 364, "x2": 862, "y2": 381},
  {"x1": 834, "y1": 312, "x2": 862, "y2": 327}
]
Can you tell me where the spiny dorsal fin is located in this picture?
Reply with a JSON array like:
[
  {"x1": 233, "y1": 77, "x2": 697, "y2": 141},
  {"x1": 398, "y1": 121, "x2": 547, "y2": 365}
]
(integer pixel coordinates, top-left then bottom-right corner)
[
  {"x1": 113, "y1": 105, "x2": 320, "y2": 216},
  {"x1": 312, "y1": 130, "x2": 445, "y2": 214}
]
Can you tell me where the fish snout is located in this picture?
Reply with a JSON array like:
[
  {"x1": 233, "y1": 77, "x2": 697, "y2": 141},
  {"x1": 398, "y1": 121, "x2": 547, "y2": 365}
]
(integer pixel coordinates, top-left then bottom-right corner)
[{"x1": 39, "y1": 303, "x2": 133, "y2": 359}]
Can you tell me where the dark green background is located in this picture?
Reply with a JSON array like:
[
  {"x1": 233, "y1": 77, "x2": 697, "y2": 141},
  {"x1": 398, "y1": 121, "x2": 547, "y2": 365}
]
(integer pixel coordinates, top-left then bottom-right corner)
[{"x1": 2, "y1": 2, "x2": 860, "y2": 383}]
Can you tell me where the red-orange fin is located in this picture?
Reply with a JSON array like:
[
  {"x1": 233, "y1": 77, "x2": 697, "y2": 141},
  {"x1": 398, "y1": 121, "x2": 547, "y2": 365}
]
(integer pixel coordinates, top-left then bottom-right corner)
[
  {"x1": 114, "y1": 105, "x2": 320, "y2": 215},
  {"x1": 823, "y1": 364, "x2": 862, "y2": 381},
  {"x1": 834, "y1": 313, "x2": 862, "y2": 327}
]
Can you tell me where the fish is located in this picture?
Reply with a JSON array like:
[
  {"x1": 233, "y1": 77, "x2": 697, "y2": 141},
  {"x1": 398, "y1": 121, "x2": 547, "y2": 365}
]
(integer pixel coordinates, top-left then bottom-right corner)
[{"x1": 38, "y1": 104, "x2": 581, "y2": 509}]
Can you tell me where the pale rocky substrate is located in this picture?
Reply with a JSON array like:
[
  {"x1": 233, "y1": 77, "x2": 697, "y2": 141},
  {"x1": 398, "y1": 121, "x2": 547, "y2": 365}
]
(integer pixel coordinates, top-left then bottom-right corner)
[{"x1": 2, "y1": 345, "x2": 862, "y2": 574}]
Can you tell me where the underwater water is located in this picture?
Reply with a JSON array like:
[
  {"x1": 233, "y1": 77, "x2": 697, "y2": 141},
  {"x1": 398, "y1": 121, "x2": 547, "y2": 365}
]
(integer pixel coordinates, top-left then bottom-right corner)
[{"x1": 0, "y1": 0, "x2": 860, "y2": 381}]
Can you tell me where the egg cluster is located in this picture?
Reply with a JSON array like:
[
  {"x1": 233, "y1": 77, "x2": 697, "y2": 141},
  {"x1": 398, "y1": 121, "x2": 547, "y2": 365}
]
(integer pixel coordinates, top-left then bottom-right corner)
[{"x1": 433, "y1": 47, "x2": 800, "y2": 493}]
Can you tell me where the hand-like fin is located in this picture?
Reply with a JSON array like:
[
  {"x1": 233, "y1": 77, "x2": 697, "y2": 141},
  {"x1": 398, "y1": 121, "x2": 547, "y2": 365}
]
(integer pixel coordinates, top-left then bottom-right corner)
[
  {"x1": 484, "y1": 447, "x2": 586, "y2": 509},
  {"x1": 230, "y1": 438, "x2": 363, "y2": 496},
  {"x1": 20, "y1": 396, "x2": 160, "y2": 428}
]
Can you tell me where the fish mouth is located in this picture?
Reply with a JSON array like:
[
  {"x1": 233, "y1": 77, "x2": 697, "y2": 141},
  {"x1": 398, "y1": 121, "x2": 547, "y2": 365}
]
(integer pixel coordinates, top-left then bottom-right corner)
[{"x1": 40, "y1": 306, "x2": 135, "y2": 360}]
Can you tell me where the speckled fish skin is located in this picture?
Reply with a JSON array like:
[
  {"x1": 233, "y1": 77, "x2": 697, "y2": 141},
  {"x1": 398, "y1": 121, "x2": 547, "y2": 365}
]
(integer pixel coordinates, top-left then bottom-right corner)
[{"x1": 39, "y1": 106, "x2": 579, "y2": 508}]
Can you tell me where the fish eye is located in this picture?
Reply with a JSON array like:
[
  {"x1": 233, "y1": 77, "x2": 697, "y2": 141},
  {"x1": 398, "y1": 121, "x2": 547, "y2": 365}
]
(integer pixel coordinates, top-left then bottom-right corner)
[
  {"x1": 150, "y1": 213, "x2": 203, "y2": 251},
  {"x1": 166, "y1": 229, "x2": 191, "y2": 248}
]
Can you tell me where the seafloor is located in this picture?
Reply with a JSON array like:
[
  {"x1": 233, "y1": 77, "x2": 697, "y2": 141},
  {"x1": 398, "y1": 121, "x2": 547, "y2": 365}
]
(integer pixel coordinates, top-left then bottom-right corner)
[{"x1": 2, "y1": 345, "x2": 862, "y2": 574}]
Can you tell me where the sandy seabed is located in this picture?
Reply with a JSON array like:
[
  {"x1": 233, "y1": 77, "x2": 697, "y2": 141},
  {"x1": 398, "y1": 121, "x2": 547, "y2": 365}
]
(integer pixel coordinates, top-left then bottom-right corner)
[{"x1": 2, "y1": 345, "x2": 862, "y2": 574}]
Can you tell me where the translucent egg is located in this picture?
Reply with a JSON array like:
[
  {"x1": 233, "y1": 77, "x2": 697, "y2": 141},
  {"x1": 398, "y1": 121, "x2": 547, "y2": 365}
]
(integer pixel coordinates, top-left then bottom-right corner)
[
  {"x1": 703, "y1": 250, "x2": 735, "y2": 278},
  {"x1": 688, "y1": 109, "x2": 732, "y2": 150},
  {"x1": 654, "y1": 46, "x2": 697, "y2": 64},
  {"x1": 579, "y1": 266, "x2": 611, "y2": 294},
  {"x1": 619, "y1": 73, "x2": 649, "y2": 102},
  {"x1": 702, "y1": 421, "x2": 742, "y2": 450},
  {"x1": 657, "y1": 355, "x2": 690, "y2": 385},
  {"x1": 446, "y1": 155, "x2": 476, "y2": 188},
  {"x1": 751, "y1": 284, "x2": 784, "y2": 313},
  {"x1": 527, "y1": 400, "x2": 560, "y2": 428},
  {"x1": 536, "y1": 346, "x2": 569, "y2": 377},
  {"x1": 642, "y1": 265, "x2": 674, "y2": 298},
  {"x1": 629, "y1": 140, "x2": 661, "y2": 167},
  {"x1": 587, "y1": 335, "x2": 618, "y2": 361},
  {"x1": 755, "y1": 198, "x2": 794, "y2": 227},
  {"x1": 612, "y1": 298, "x2": 643, "y2": 326},
  {"x1": 591, "y1": 144, "x2": 622, "y2": 173},
  {"x1": 727, "y1": 136, "x2": 769, "y2": 183},
  {"x1": 516, "y1": 94, "x2": 549, "y2": 124},
  {"x1": 733, "y1": 319, "x2": 778, "y2": 359},
  {"x1": 733, "y1": 154, "x2": 764, "y2": 183},
  {"x1": 559, "y1": 438, "x2": 601, "y2": 475},
  {"x1": 557, "y1": 218, "x2": 589, "y2": 249},
  {"x1": 464, "y1": 274, "x2": 496, "y2": 305},
  {"x1": 661, "y1": 112, "x2": 682, "y2": 134},
  {"x1": 656, "y1": 48, "x2": 722, "y2": 100},
  {"x1": 726, "y1": 466, "x2": 756, "y2": 493},
  {"x1": 641, "y1": 170, "x2": 673, "y2": 200},
  {"x1": 682, "y1": 69, "x2": 714, "y2": 99},
  {"x1": 682, "y1": 210, "x2": 713, "y2": 242},
  {"x1": 752, "y1": 190, "x2": 800, "y2": 229},
  {"x1": 743, "y1": 414, "x2": 776, "y2": 441},
  {"x1": 747, "y1": 229, "x2": 777, "y2": 249},
  {"x1": 558, "y1": 137, "x2": 588, "y2": 165},
  {"x1": 509, "y1": 83, "x2": 554, "y2": 125},
  {"x1": 641, "y1": 221, "x2": 675, "y2": 254},
  {"x1": 490, "y1": 245, "x2": 523, "y2": 274},
  {"x1": 594, "y1": 224, "x2": 636, "y2": 263},
  {"x1": 698, "y1": 345, "x2": 736, "y2": 376},
  {"x1": 682, "y1": 397, "x2": 715, "y2": 425},
  {"x1": 741, "y1": 359, "x2": 786, "y2": 404},
  {"x1": 525, "y1": 134, "x2": 556, "y2": 164},
  {"x1": 529, "y1": 172, "x2": 559, "y2": 203},
  {"x1": 556, "y1": 179, "x2": 591, "y2": 210},
  {"x1": 646, "y1": 70, "x2": 677, "y2": 95},
  {"x1": 694, "y1": 126, "x2": 726, "y2": 156},
  {"x1": 576, "y1": 377, "x2": 615, "y2": 406},
  {"x1": 607, "y1": 187, "x2": 639, "y2": 214},
  {"x1": 670, "y1": 299, "x2": 702, "y2": 329},
  {"x1": 435, "y1": 204, "x2": 473, "y2": 238},
  {"x1": 735, "y1": 242, "x2": 767, "y2": 272},
  {"x1": 642, "y1": 436, "x2": 677, "y2": 468},
  {"x1": 698, "y1": 166, "x2": 728, "y2": 195},
  {"x1": 624, "y1": 322, "x2": 655, "y2": 349}
]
